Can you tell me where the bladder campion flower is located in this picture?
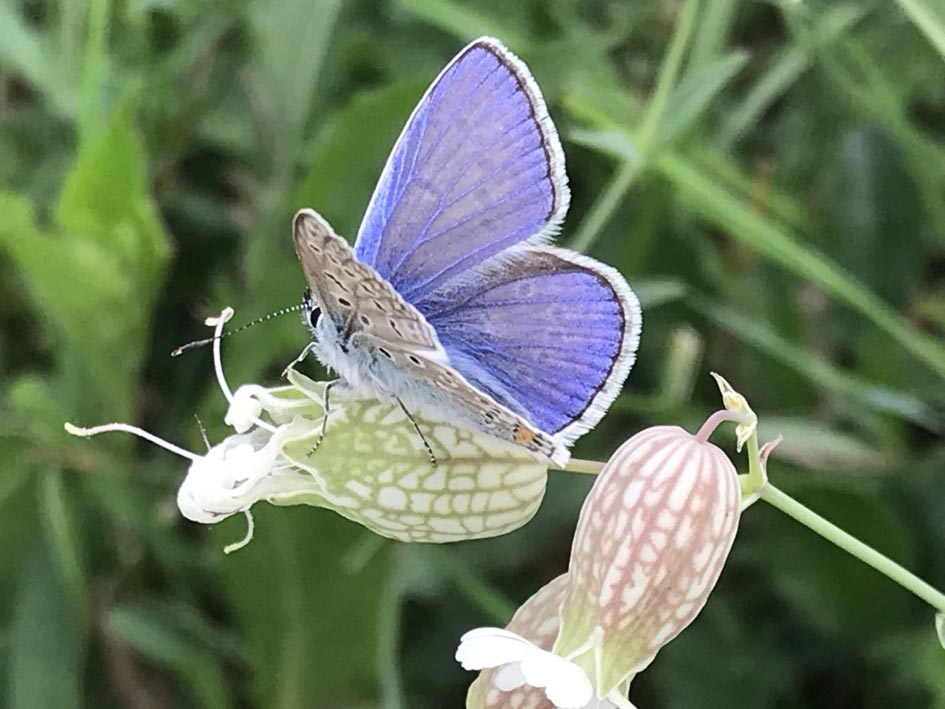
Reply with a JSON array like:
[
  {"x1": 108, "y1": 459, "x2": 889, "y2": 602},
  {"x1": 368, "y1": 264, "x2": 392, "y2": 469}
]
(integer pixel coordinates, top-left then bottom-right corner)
[
  {"x1": 66, "y1": 309, "x2": 551, "y2": 548},
  {"x1": 458, "y1": 398, "x2": 745, "y2": 708}
]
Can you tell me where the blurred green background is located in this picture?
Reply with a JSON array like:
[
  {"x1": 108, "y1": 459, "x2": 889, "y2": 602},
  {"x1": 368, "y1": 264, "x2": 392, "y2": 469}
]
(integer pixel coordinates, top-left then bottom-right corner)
[{"x1": 2, "y1": 0, "x2": 945, "y2": 706}]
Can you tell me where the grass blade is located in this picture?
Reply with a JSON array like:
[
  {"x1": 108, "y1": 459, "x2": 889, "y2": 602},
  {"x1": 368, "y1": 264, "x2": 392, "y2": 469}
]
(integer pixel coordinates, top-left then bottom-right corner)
[
  {"x1": 896, "y1": 0, "x2": 945, "y2": 59},
  {"x1": 659, "y1": 153, "x2": 945, "y2": 381}
]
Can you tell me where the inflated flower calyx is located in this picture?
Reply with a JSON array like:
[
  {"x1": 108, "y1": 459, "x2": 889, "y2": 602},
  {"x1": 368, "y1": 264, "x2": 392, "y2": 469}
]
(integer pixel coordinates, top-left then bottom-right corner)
[
  {"x1": 459, "y1": 418, "x2": 742, "y2": 708},
  {"x1": 204, "y1": 371, "x2": 552, "y2": 542},
  {"x1": 555, "y1": 425, "x2": 741, "y2": 696},
  {"x1": 66, "y1": 308, "x2": 551, "y2": 547}
]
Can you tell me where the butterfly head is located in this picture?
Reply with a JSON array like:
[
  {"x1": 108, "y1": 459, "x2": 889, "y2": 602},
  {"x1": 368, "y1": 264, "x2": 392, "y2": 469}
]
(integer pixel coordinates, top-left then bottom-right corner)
[{"x1": 301, "y1": 288, "x2": 321, "y2": 334}]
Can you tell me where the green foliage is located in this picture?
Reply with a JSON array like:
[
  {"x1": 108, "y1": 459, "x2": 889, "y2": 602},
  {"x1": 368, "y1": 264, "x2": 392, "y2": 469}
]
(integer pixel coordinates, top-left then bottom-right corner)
[{"x1": 0, "y1": 0, "x2": 943, "y2": 707}]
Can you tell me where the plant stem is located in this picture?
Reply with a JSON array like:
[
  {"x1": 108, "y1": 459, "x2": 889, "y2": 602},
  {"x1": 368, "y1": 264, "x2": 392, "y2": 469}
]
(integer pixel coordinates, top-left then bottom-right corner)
[
  {"x1": 638, "y1": 0, "x2": 702, "y2": 153},
  {"x1": 760, "y1": 483, "x2": 945, "y2": 613},
  {"x1": 377, "y1": 556, "x2": 406, "y2": 709},
  {"x1": 895, "y1": 0, "x2": 945, "y2": 59},
  {"x1": 559, "y1": 458, "x2": 605, "y2": 475},
  {"x1": 79, "y1": 0, "x2": 109, "y2": 143},
  {"x1": 569, "y1": 160, "x2": 642, "y2": 253}
]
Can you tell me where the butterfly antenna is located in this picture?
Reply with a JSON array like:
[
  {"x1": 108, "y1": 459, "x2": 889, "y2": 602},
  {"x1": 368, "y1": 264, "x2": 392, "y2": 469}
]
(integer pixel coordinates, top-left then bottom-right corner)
[{"x1": 170, "y1": 304, "x2": 304, "y2": 357}]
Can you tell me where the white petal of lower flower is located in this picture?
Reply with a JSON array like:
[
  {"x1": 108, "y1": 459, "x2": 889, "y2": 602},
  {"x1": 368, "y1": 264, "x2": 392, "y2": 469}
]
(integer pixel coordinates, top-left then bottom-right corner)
[
  {"x1": 519, "y1": 649, "x2": 594, "y2": 709},
  {"x1": 492, "y1": 662, "x2": 528, "y2": 691},
  {"x1": 455, "y1": 628, "x2": 536, "y2": 670}
]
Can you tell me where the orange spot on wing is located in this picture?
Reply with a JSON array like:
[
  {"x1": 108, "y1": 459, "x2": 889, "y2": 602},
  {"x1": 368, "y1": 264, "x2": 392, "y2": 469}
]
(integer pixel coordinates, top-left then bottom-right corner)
[{"x1": 513, "y1": 424, "x2": 536, "y2": 445}]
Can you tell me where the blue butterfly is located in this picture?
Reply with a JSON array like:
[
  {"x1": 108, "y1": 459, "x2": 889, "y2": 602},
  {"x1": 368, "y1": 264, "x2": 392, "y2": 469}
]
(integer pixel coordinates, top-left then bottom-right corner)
[{"x1": 293, "y1": 37, "x2": 641, "y2": 466}]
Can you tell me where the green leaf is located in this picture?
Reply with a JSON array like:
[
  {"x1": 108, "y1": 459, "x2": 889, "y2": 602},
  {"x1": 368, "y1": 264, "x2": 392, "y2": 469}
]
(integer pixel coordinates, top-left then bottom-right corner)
[
  {"x1": 248, "y1": 0, "x2": 343, "y2": 148},
  {"x1": 398, "y1": 0, "x2": 532, "y2": 51},
  {"x1": 635, "y1": 278, "x2": 690, "y2": 309},
  {"x1": 0, "y1": 193, "x2": 139, "y2": 419},
  {"x1": 895, "y1": 0, "x2": 945, "y2": 59},
  {"x1": 40, "y1": 471, "x2": 87, "y2": 627},
  {"x1": 688, "y1": 0, "x2": 740, "y2": 68},
  {"x1": 0, "y1": 3, "x2": 76, "y2": 117},
  {"x1": 57, "y1": 101, "x2": 170, "y2": 295},
  {"x1": 216, "y1": 507, "x2": 393, "y2": 708},
  {"x1": 719, "y1": 4, "x2": 865, "y2": 146},
  {"x1": 109, "y1": 603, "x2": 233, "y2": 709},
  {"x1": 7, "y1": 545, "x2": 83, "y2": 709},
  {"x1": 818, "y1": 128, "x2": 924, "y2": 309},
  {"x1": 757, "y1": 417, "x2": 895, "y2": 472},
  {"x1": 657, "y1": 50, "x2": 748, "y2": 146},
  {"x1": 292, "y1": 80, "x2": 430, "y2": 237},
  {"x1": 691, "y1": 299, "x2": 941, "y2": 430},
  {"x1": 656, "y1": 153, "x2": 945, "y2": 381},
  {"x1": 78, "y1": 0, "x2": 110, "y2": 142},
  {"x1": 0, "y1": 106, "x2": 170, "y2": 420},
  {"x1": 0, "y1": 452, "x2": 39, "y2": 620}
]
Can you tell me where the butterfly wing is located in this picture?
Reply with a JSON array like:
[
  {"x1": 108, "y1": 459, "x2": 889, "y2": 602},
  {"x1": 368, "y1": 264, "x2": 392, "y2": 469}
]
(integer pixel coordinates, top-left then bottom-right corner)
[
  {"x1": 294, "y1": 209, "x2": 568, "y2": 464},
  {"x1": 421, "y1": 247, "x2": 641, "y2": 445},
  {"x1": 372, "y1": 344, "x2": 566, "y2": 464},
  {"x1": 293, "y1": 209, "x2": 445, "y2": 360},
  {"x1": 353, "y1": 36, "x2": 569, "y2": 305}
]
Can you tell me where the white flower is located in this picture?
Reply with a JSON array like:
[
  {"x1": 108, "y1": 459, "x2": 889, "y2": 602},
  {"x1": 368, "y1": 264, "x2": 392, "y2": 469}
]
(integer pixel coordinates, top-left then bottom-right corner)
[
  {"x1": 66, "y1": 307, "x2": 551, "y2": 547},
  {"x1": 457, "y1": 628, "x2": 593, "y2": 709},
  {"x1": 224, "y1": 387, "x2": 264, "y2": 433}
]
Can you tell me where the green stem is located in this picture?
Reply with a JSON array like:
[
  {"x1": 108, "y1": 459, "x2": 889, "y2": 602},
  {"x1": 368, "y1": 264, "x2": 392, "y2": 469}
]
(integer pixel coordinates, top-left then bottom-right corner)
[
  {"x1": 377, "y1": 556, "x2": 407, "y2": 709},
  {"x1": 895, "y1": 0, "x2": 945, "y2": 59},
  {"x1": 79, "y1": 0, "x2": 109, "y2": 142},
  {"x1": 760, "y1": 483, "x2": 945, "y2": 613},
  {"x1": 569, "y1": 160, "x2": 643, "y2": 253},
  {"x1": 638, "y1": 0, "x2": 702, "y2": 153},
  {"x1": 569, "y1": 0, "x2": 701, "y2": 254},
  {"x1": 741, "y1": 431, "x2": 763, "y2": 493},
  {"x1": 559, "y1": 457, "x2": 605, "y2": 475}
]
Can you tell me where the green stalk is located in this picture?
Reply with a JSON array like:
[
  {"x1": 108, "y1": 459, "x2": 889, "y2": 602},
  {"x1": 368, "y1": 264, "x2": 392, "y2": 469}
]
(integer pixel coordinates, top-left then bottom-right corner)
[
  {"x1": 760, "y1": 483, "x2": 945, "y2": 613},
  {"x1": 895, "y1": 0, "x2": 945, "y2": 59},
  {"x1": 569, "y1": 161, "x2": 642, "y2": 253},
  {"x1": 638, "y1": 0, "x2": 702, "y2": 153},
  {"x1": 79, "y1": 0, "x2": 109, "y2": 142},
  {"x1": 569, "y1": 0, "x2": 701, "y2": 253},
  {"x1": 558, "y1": 458, "x2": 605, "y2": 475},
  {"x1": 377, "y1": 558, "x2": 407, "y2": 709}
]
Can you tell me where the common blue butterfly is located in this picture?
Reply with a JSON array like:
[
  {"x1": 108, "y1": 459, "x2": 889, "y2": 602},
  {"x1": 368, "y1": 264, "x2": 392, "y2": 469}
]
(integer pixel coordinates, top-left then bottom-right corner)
[{"x1": 293, "y1": 37, "x2": 641, "y2": 466}]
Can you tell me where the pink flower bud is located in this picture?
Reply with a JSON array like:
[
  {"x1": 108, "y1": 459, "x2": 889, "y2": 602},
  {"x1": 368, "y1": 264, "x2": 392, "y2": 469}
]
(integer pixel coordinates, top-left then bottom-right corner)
[{"x1": 554, "y1": 425, "x2": 741, "y2": 696}]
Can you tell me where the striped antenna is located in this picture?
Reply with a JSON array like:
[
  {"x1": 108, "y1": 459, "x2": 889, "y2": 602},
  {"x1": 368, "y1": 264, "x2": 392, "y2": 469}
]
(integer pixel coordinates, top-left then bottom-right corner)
[{"x1": 171, "y1": 304, "x2": 304, "y2": 357}]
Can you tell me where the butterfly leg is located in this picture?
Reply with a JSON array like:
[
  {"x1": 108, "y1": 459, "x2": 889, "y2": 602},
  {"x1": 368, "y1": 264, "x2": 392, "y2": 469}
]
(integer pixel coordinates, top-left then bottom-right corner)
[
  {"x1": 282, "y1": 341, "x2": 317, "y2": 378},
  {"x1": 193, "y1": 413, "x2": 211, "y2": 451},
  {"x1": 396, "y1": 398, "x2": 437, "y2": 468},
  {"x1": 309, "y1": 379, "x2": 339, "y2": 456}
]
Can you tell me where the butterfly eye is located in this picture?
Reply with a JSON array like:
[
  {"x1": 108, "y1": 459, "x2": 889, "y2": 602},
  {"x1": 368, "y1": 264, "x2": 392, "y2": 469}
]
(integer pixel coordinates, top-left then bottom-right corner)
[{"x1": 301, "y1": 289, "x2": 321, "y2": 331}]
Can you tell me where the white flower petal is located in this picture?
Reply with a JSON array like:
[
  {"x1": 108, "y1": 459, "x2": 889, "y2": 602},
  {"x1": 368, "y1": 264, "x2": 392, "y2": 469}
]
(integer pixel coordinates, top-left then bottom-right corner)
[
  {"x1": 225, "y1": 387, "x2": 264, "y2": 433},
  {"x1": 455, "y1": 628, "x2": 536, "y2": 670},
  {"x1": 519, "y1": 649, "x2": 594, "y2": 709},
  {"x1": 493, "y1": 662, "x2": 528, "y2": 691}
]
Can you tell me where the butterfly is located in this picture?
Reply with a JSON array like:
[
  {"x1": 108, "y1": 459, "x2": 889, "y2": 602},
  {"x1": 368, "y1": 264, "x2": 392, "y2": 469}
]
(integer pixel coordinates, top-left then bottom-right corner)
[{"x1": 292, "y1": 37, "x2": 641, "y2": 467}]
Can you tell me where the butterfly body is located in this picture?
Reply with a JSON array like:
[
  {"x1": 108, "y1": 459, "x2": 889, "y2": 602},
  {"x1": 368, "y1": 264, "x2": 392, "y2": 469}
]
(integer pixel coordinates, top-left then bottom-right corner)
[{"x1": 293, "y1": 37, "x2": 641, "y2": 466}]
